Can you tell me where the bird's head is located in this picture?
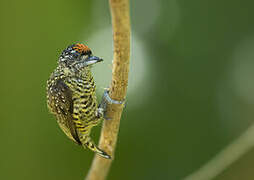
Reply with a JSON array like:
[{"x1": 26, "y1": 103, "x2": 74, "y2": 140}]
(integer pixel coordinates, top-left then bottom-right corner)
[{"x1": 58, "y1": 43, "x2": 103, "y2": 70}]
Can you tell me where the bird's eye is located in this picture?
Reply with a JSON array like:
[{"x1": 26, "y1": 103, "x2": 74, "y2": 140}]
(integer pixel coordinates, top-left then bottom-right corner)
[{"x1": 71, "y1": 52, "x2": 80, "y2": 59}]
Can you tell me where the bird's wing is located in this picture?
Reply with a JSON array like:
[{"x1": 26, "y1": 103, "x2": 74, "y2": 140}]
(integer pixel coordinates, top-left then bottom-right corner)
[{"x1": 47, "y1": 79, "x2": 81, "y2": 145}]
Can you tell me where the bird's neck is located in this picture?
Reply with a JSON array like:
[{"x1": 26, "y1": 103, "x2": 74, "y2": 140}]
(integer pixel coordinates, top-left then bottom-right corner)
[{"x1": 55, "y1": 66, "x2": 92, "y2": 78}]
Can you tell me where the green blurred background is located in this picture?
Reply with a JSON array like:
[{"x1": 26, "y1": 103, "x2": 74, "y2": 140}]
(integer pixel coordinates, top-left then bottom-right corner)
[{"x1": 1, "y1": 0, "x2": 254, "y2": 179}]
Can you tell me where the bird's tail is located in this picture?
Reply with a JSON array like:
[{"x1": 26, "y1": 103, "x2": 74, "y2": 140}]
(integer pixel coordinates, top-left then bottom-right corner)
[{"x1": 83, "y1": 139, "x2": 111, "y2": 159}]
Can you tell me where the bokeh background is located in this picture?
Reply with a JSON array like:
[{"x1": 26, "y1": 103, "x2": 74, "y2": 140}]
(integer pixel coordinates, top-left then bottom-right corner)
[{"x1": 1, "y1": 0, "x2": 254, "y2": 179}]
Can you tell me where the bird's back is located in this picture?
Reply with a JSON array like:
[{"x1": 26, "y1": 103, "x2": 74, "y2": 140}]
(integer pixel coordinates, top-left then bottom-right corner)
[{"x1": 47, "y1": 67, "x2": 99, "y2": 144}]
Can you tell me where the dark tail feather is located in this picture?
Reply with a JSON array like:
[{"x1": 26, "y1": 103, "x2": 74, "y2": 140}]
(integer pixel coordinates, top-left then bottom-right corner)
[{"x1": 84, "y1": 140, "x2": 111, "y2": 159}]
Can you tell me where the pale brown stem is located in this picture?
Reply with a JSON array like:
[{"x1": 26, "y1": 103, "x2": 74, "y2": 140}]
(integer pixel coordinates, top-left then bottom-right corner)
[{"x1": 85, "y1": 0, "x2": 130, "y2": 180}]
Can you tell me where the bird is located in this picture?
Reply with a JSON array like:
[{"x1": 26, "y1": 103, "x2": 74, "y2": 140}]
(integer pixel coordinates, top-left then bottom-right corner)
[{"x1": 46, "y1": 43, "x2": 111, "y2": 159}]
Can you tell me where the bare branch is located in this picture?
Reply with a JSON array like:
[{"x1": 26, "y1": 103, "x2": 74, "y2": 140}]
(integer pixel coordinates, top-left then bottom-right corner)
[{"x1": 85, "y1": 0, "x2": 130, "y2": 180}]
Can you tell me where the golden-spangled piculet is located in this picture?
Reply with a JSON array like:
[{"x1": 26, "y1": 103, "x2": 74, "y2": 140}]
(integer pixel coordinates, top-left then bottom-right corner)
[{"x1": 46, "y1": 43, "x2": 110, "y2": 159}]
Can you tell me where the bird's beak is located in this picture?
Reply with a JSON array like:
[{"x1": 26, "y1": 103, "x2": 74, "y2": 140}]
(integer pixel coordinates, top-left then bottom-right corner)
[{"x1": 85, "y1": 56, "x2": 103, "y2": 66}]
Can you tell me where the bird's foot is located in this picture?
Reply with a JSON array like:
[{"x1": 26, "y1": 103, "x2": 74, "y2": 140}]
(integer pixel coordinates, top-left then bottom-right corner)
[{"x1": 98, "y1": 89, "x2": 125, "y2": 120}]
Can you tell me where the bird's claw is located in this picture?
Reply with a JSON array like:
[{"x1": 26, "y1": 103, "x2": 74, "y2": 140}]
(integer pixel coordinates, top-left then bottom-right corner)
[{"x1": 98, "y1": 89, "x2": 125, "y2": 120}]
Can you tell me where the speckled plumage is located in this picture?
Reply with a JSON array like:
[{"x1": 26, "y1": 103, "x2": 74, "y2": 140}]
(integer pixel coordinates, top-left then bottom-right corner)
[{"x1": 46, "y1": 43, "x2": 110, "y2": 159}]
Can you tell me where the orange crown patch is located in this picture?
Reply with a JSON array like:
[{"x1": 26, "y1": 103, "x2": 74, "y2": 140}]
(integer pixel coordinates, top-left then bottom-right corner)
[{"x1": 73, "y1": 43, "x2": 91, "y2": 54}]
